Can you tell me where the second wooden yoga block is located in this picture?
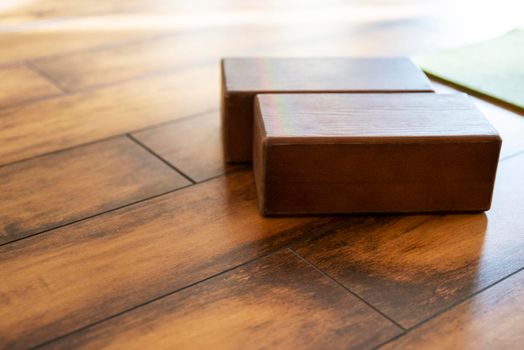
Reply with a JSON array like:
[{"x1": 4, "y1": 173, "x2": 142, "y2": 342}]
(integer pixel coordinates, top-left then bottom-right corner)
[
  {"x1": 253, "y1": 93, "x2": 501, "y2": 215},
  {"x1": 221, "y1": 57, "x2": 433, "y2": 161}
]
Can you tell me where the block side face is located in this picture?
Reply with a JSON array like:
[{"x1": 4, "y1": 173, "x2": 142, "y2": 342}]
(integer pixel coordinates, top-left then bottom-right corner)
[
  {"x1": 257, "y1": 93, "x2": 499, "y2": 140},
  {"x1": 263, "y1": 142, "x2": 501, "y2": 214},
  {"x1": 222, "y1": 57, "x2": 433, "y2": 92},
  {"x1": 220, "y1": 63, "x2": 228, "y2": 158},
  {"x1": 221, "y1": 92, "x2": 255, "y2": 162},
  {"x1": 253, "y1": 102, "x2": 268, "y2": 215}
]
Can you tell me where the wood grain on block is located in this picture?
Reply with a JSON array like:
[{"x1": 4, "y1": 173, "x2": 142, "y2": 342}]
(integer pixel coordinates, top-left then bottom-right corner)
[
  {"x1": 293, "y1": 152, "x2": 524, "y2": 328},
  {"x1": 221, "y1": 57, "x2": 433, "y2": 161},
  {"x1": 382, "y1": 269, "x2": 524, "y2": 349},
  {"x1": 0, "y1": 64, "x2": 62, "y2": 107},
  {"x1": 0, "y1": 136, "x2": 190, "y2": 245},
  {"x1": 40, "y1": 250, "x2": 402, "y2": 350},
  {"x1": 0, "y1": 170, "x2": 346, "y2": 349},
  {"x1": 253, "y1": 93, "x2": 501, "y2": 215},
  {"x1": 132, "y1": 112, "x2": 245, "y2": 182}
]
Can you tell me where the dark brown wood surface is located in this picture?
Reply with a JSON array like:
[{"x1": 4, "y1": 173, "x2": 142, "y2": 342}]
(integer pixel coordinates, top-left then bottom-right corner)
[
  {"x1": 41, "y1": 250, "x2": 402, "y2": 350},
  {"x1": 382, "y1": 268, "x2": 524, "y2": 349},
  {"x1": 254, "y1": 93, "x2": 501, "y2": 214},
  {"x1": 132, "y1": 112, "x2": 245, "y2": 182},
  {"x1": 0, "y1": 136, "x2": 189, "y2": 245},
  {"x1": 221, "y1": 57, "x2": 433, "y2": 161},
  {"x1": 1, "y1": 1, "x2": 523, "y2": 349}
]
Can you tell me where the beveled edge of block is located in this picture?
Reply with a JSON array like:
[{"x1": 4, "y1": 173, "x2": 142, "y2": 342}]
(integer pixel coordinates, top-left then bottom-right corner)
[
  {"x1": 254, "y1": 93, "x2": 502, "y2": 146},
  {"x1": 221, "y1": 56, "x2": 435, "y2": 94},
  {"x1": 253, "y1": 96, "x2": 270, "y2": 215}
]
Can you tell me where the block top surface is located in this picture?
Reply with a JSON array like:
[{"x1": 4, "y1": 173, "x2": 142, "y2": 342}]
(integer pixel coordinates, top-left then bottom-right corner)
[
  {"x1": 255, "y1": 93, "x2": 500, "y2": 143},
  {"x1": 222, "y1": 57, "x2": 433, "y2": 93}
]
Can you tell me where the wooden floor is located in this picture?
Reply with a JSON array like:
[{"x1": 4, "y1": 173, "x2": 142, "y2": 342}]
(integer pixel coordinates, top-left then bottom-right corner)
[{"x1": 1, "y1": 1, "x2": 524, "y2": 349}]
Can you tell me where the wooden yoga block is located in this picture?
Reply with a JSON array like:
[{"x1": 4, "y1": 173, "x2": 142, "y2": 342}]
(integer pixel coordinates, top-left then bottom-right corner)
[
  {"x1": 253, "y1": 93, "x2": 501, "y2": 215},
  {"x1": 221, "y1": 57, "x2": 433, "y2": 162}
]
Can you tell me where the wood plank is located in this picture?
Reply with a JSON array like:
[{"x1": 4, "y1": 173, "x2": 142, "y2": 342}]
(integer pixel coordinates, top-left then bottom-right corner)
[
  {"x1": 0, "y1": 170, "x2": 350, "y2": 349},
  {"x1": 0, "y1": 136, "x2": 189, "y2": 245},
  {"x1": 41, "y1": 250, "x2": 402, "y2": 350},
  {"x1": 0, "y1": 64, "x2": 62, "y2": 107},
  {"x1": 382, "y1": 269, "x2": 524, "y2": 349},
  {"x1": 0, "y1": 30, "x2": 164, "y2": 65},
  {"x1": 293, "y1": 152, "x2": 524, "y2": 328},
  {"x1": 0, "y1": 65, "x2": 217, "y2": 166},
  {"x1": 132, "y1": 112, "x2": 244, "y2": 182}
]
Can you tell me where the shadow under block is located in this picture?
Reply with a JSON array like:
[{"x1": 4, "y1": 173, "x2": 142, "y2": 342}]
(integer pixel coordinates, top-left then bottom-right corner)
[
  {"x1": 221, "y1": 57, "x2": 434, "y2": 162},
  {"x1": 253, "y1": 93, "x2": 501, "y2": 215}
]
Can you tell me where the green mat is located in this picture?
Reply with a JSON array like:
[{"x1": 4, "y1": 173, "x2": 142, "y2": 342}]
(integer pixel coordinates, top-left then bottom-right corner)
[{"x1": 416, "y1": 29, "x2": 524, "y2": 111}]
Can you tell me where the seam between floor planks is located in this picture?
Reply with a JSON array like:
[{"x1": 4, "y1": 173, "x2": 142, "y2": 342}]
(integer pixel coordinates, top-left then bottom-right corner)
[
  {"x1": 0, "y1": 109, "x2": 217, "y2": 171},
  {"x1": 289, "y1": 248, "x2": 408, "y2": 332},
  {"x1": 0, "y1": 28, "x2": 207, "y2": 69},
  {"x1": 127, "y1": 134, "x2": 196, "y2": 184},
  {"x1": 372, "y1": 265, "x2": 524, "y2": 349},
  {"x1": 25, "y1": 61, "x2": 70, "y2": 93}
]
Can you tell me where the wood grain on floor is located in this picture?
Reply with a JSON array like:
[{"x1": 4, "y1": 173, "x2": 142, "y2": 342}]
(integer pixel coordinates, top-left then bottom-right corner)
[
  {"x1": 0, "y1": 136, "x2": 189, "y2": 245},
  {"x1": 0, "y1": 171, "x2": 351, "y2": 349},
  {"x1": 0, "y1": 64, "x2": 62, "y2": 107},
  {"x1": 0, "y1": 30, "x2": 164, "y2": 65},
  {"x1": 293, "y1": 153, "x2": 524, "y2": 328},
  {"x1": 381, "y1": 268, "x2": 524, "y2": 349},
  {"x1": 0, "y1": 65, "x2": 217, "y2": 165},
  {"x1": 1, "y1": 0, "x2": 523, "y2": 349},
  {"x1": 40, "y1": 250, "x2": 402, "y2": 350}
]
